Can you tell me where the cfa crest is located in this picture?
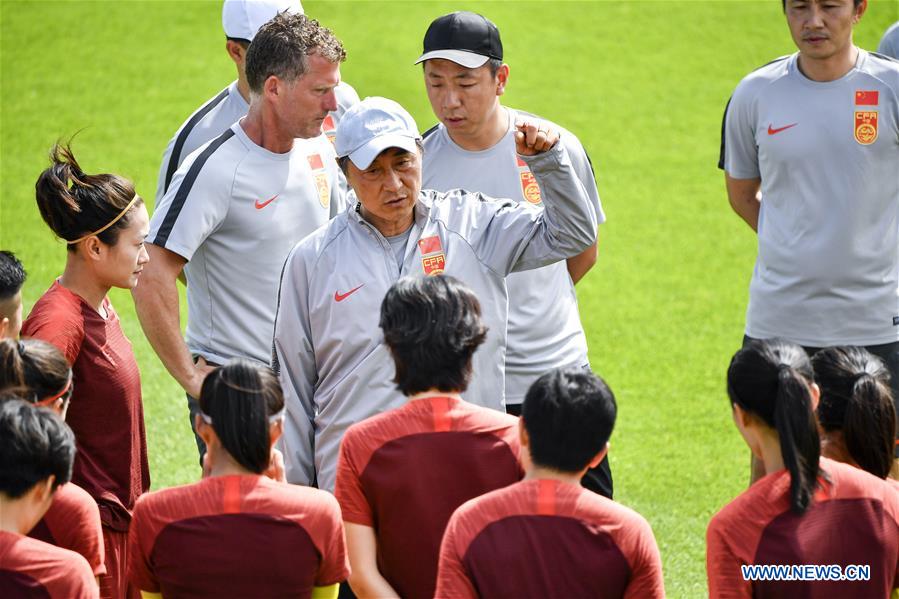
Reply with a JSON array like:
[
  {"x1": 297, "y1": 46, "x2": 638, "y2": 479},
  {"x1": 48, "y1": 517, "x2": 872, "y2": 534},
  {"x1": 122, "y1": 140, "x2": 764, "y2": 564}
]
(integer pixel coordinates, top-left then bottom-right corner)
[
  {"x1": 307, "y1": 154, "x2": 330, "y2": 208},
  {"x1": 418, "y1": 236, "x2": 446, "y2": 276},
  {"x1": 854, "y1": 111, "x2": 878, "y2": 146},
  {"x1": 516, "y1": 156, "x2": 542, "y2": 205}
]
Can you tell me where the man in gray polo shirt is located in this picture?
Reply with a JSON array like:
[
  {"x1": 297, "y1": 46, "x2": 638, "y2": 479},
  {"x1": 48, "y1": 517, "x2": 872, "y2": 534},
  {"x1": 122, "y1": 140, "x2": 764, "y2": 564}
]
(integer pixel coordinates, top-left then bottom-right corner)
[
  {"x1": 135, "y1": 13, "x2": 347, "y2": 460},
  {"x1": 720, "y1": 0, "x2": 899, "y2": 477},
  {"x1": 155, "y1": 0, "x2": 359, "y2": 204},
  {"x1": 273, "y1": 97, "x2": 598, "y2": 491},
  {"x1": 416, "y1": 11, "x2": 612, "y2": 498}
]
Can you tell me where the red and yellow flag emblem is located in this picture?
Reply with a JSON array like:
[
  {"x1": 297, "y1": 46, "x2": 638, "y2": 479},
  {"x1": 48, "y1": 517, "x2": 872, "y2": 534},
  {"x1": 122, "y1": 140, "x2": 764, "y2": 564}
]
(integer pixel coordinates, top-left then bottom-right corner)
[
  {"x1": 307, "y1": 154, "x2": 330, "y2": 208},
  {"x1": 854, "y1": 111, "x2": 878, "y2": 145},
  {"x1": 855, "y1": 90, "x2": 879, "y2": 106},
  {"x1": 322, "y1": 115, "x2": 337, "y2": 147},
  {"x1": 516, "y1": 156, "x2": 542, "y2": 205},
  {"x1": 418, "y1": 235, "x2": 446, "y2": 276}
]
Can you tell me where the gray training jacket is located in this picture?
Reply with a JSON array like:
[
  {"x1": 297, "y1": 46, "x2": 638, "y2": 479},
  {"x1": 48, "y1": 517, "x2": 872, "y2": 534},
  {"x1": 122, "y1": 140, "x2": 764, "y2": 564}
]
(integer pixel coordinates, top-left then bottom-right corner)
[{"x1": 272, "y1": 141, "x2": 598, "y2": 491}]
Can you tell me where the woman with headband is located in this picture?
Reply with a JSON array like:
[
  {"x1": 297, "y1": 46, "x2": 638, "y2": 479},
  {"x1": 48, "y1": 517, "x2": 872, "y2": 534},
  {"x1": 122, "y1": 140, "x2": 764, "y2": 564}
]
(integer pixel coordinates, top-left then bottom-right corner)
[
  {"x1": 129, "y1": 360, "x2": 348, "y2": 599},
  {"x1": 707, "y1": 339, "x2": 899, "y2": 597},
  {"x1": 0, "y1": 337, "x2": 105, "y2": 583},
  {"x1": 21, "y1": 143, "x2": 150, "y2": 599}
]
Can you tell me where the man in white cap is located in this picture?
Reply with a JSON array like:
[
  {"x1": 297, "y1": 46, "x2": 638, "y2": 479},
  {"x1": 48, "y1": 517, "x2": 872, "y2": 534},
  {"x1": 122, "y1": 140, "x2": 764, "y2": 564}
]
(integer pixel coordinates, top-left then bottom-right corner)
[
  {"x1": 155, "y1": 0, "x2": 360, "y2": 203},
  {"x1": 273, "y1": 96, "x2": 599, "y2": 492},
  {"x1": 416, "y1": 11, "x2": 612, "y2": 499},
  {"x1": 135, "y1": 12, "x2": 347, "y2": 463}
]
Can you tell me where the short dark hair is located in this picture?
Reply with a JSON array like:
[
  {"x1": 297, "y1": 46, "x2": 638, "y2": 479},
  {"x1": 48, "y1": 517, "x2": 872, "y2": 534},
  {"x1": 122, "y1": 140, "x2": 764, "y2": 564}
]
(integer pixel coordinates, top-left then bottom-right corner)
[
  {"x1": 0, "y1": 251, "x2": 26, "y2": 301},
  {"x1": 521, "y1": 367, "x2": 617, "y2": 473},
  {"x1": 728, "y1": 339, "x2": 820, "y2": 514},
  {"x1": 0, "y1": 338, "x2": 71, "y2": 404},
  {"x1": 245, "y1": 13, "x2": 346, "y2": 94},
  {"x1": 812, "y1": 346, "x2": 895, "y2": 479},
  {"x1": 199, "y1": 359, "x2": 284, "y2": 474},
  {"x1": 380, "y1": 275, "x2": 487, "y2": 396},
  {"x1": 0, "y1": 398, "x2": 75, "y2": 498},
  {"x1": 782, "y1": 0, "x2": 863, "y2": 10}
]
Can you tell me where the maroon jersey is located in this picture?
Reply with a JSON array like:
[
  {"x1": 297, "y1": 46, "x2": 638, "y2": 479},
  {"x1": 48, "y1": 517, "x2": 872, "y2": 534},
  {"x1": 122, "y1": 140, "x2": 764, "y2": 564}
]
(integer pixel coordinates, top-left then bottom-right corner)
[
  {"x1": 28, "y1": 483, "x2": 105, "y2": 576},
  {"x1": 335, "y1": 394, "x2": 522, "y2": 599},
  {"x1": 435, "y1": 479, "x2": 664, "y2": 599},
  {"x1": 128, "y1": 474, "x2": 348, "y2": 597},
  {"x1": 707, "y1": 457, "x2": 899, "y2": 598},
  {"x1": 0, "y1": 530, "x2": 97, "y2": 599},
  {"x1": 21, "y1": 281, "x2": 150, "y2": 528}
]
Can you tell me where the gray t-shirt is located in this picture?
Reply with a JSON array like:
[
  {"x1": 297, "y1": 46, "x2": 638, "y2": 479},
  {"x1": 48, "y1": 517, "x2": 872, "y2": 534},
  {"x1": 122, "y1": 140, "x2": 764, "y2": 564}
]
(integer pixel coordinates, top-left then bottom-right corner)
[
  {"x1": 386, "y1": 226, "x2": 413, "y2": 271},
  {"x1": 423, "y1": 108, "x2": 605, "y2": 403},
  {"x1": 155, "y1": 80, "x2": 360, "y2": 205},
  {"x1": 878, "y1": 22, "x2": 899, "y2": 60},
  {"x1": 722, "y1": 51, "x2": 899, "y2": 346},
  {"x1": 148, "y1": 122, "x2": 344, "y2": 365}
]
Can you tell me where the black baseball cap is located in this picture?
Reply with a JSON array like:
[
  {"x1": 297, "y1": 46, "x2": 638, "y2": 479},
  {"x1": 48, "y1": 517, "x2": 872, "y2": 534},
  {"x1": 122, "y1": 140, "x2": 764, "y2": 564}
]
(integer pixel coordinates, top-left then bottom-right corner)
[{"x1": 415, "y1": 11, "x2": 503, "y2": 69}]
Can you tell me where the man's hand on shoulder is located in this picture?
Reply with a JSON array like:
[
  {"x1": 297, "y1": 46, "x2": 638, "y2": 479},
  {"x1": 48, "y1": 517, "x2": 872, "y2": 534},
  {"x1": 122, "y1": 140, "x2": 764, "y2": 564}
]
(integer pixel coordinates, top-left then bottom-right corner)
[{"x1": 514, "y1": 119, "x2": 559, "y2": 156}]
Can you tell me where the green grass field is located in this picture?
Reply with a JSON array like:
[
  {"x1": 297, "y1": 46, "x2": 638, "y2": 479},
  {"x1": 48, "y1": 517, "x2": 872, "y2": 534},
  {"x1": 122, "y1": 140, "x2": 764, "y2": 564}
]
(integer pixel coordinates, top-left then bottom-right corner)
[{"x1": 2, "y1": 0, "x2": 897, "y2": 595}]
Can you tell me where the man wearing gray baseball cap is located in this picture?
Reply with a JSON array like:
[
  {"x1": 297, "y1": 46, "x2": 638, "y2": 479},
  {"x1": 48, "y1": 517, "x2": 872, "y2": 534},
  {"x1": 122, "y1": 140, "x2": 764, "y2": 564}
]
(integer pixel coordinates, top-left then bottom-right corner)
[{"x1": 272, "y1": 96, "x2": 598, "y2": 496}]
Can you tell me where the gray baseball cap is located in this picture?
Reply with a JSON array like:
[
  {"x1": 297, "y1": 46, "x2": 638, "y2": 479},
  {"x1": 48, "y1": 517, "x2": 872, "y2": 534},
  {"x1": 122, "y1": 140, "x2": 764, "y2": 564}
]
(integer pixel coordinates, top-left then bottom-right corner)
[{"x1": 335, "y1": 97, "x2": 421, "y2": 170}]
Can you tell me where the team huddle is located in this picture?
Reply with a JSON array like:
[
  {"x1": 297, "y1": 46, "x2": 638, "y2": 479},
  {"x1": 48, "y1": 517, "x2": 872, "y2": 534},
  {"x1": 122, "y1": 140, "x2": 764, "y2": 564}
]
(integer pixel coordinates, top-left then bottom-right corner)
[{"x1": 1, "y1": 0, "x2": 898, "y2": 597}]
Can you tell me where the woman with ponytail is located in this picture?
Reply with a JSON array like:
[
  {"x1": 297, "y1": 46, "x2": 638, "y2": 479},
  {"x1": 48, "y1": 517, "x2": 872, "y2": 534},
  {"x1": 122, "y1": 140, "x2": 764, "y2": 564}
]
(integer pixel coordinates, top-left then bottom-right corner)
[
  {"x1": 707, "y1": 339, "x2": 899, "y2": 598},
  {"x1": 0, "y1": 338, "x2": 105, "y2": 582},
  {"x1": 21, "y1": 143, "x2": 150, "y2": 599},
  {"x1": 128, "y1": 360, "x2": 348, "y2": 599},
  {"x1": 812, "y1": 346, "x2": 897, "y2": 481}
]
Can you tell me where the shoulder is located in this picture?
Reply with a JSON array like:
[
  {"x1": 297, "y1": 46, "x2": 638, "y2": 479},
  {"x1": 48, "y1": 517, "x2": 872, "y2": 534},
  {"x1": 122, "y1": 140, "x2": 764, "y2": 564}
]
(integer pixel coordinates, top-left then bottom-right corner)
[
  {"x1": 822, "y1": 458, "x2": 899, "y2": 502},
  {"x1": 49, "y1": 484, "x2": 97, "y2": 518},
  {"x1": 287, "y1": 211, "x2": 350, "y2": 269},
  {"x1": 457, "y1": 400, "x2": 519, "y2": 431},
  {"x1": 574, "y1": 488, "x2": 653, "y2": 532},
  {"x1": 24, "y1": 283, "x2": 82, "y2": 324},
  {"x1": 730, "y1": 54, "x2": 793, "y2": 102},
  {"x1": 859, "y1": 50, "x2": 899, "y2": 92},
  {"x1": 21, "y1": 285, "x2": 85, "y2": 355}
]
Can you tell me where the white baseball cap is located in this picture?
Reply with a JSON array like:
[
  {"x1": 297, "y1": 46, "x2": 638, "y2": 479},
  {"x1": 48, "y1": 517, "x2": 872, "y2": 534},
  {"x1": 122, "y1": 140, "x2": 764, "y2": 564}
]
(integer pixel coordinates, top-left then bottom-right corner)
[
  {"x1": 222, "y1": 0, "x2": 303, "y2": 42},
  {"x1": 336, "y1": 97, "x2": 421, "y2": 170}
]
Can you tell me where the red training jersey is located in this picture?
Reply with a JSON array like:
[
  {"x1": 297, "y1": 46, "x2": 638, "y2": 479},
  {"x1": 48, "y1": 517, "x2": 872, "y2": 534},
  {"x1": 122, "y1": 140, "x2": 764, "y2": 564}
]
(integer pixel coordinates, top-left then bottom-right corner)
[
  {"x1": 435, "y1": 478, "x2": 665, "y2": 599},
  {"x1": 21, "y1": 281, "x2": 150, "y2": 529},
  {"x1": 0, "y1": 530, "x2": 97, "y2": 599},
  {"x1": 707, "y1": 457, "x2": 899, "y2": 598},
  {"x1": 28, "y1": 483, "x2": 105, "y2": 576},
  {"x1": 335, "y1": 394, "x2": 523, "y2": 599},
  {"x1": 128, "y1": 474, "x2": 348, "y2": 597}
]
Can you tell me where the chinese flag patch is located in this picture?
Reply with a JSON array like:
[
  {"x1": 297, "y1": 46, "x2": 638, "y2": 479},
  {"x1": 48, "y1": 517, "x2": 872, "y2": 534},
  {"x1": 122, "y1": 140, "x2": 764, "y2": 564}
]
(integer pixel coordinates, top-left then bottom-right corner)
[
  {"x1": 418, "y1": 236, "x2": 445, "y2": 276},
  {"x1": 307, "y1": 153, "x2": 324, "y2": 170},
  {"x1": 855, "y1": 90, "x2": 879, "y2": 106}
]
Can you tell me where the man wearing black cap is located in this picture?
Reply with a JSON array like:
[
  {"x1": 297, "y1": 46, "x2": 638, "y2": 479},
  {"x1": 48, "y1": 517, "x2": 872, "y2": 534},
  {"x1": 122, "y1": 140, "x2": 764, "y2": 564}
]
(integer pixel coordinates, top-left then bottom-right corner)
[{"x1": 417, "y1": 11, "x2": 613, "y2": 498}]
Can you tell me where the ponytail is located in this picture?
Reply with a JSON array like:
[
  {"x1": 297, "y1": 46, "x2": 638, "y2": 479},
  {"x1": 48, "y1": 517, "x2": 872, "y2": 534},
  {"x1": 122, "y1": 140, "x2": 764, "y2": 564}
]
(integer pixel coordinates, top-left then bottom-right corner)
[
  {"x1": 813, "y1": 346, "x2": 894, "y2": 479},
  {"x1": 773, "y1": 365, "x2": 820, "y2": 514},
  {"x1": 0, "y1": 338, "x2": 71, "y2": 404},
  {"x1": 34, "y1": 142, "x2": 141, "y2": 249},
  {"x1": 198, "y1": 359, "x2": 284, "y2": 474},
  {"x1": 728, "y1": 339, "x2": 820, "y2": 514}
]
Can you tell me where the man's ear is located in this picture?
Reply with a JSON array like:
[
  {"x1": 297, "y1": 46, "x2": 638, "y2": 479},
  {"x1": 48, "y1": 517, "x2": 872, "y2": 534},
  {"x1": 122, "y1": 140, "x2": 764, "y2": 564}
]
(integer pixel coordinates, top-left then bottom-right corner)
[
  {"x1": 586, "y1": 442, "x2": 609, "y2": 470},
  {"x1": 196, "y1": 415, "x2": 215, "y2": 447},
  {"x1": 0, "y1": 317, "x2": 9, "y2": 339},
  {"x1": 263, "y1": 75, "x2": 281, "y2": 101},
  {"x1": 226, "y1": 40, "x2": 246, "y2": 65},
  {"x1": 853, "y1": 0, "x2": 867, "y2": 22},
  {"x1": 495, "y1": 64, "x2": 510, "y2": 96}
]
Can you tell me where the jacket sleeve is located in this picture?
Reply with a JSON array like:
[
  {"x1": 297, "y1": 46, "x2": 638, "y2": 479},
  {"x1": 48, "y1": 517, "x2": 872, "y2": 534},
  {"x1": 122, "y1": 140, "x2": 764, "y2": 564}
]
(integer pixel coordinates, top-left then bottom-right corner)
[
  {"x1": 455, "y1": 140, "x2": 598, "y2": 276},
  {"x1": 272, "y1": 244, "x2": 318, "y2": 486}
]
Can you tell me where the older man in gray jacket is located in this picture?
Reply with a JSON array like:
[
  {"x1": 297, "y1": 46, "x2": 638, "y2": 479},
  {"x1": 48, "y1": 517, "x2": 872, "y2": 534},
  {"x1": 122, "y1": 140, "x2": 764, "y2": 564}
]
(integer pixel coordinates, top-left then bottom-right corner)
[{"x1": 273, "y1": 96, "x2": 598, "y2": 490}]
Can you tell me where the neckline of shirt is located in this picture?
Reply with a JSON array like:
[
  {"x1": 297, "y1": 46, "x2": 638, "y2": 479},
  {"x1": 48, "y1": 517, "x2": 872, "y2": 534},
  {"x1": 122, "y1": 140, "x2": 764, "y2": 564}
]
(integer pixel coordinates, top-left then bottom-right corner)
[
  {"x1": 52, "y1": 279, "x2": 112, "y2": 321},
  {"x1": 232, "y1": 120, "x2": 299, "y2": 162},
  {"x1": 788, "y1": 49, "x2": 867, "y2": 88}
]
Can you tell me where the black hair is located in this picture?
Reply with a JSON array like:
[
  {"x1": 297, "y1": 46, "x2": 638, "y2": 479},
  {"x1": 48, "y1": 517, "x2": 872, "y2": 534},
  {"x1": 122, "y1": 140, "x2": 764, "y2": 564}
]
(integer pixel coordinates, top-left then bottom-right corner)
[
  {"x1": 782, "y1": 0, "x2": 863, "y2": 10},
  {"x1": 521, "y1": 367, "x2": 617, "y2": 473},
  {"x1": 812, "y1": 346, "x2": 894, "y2": 479},
  {"x1": 34, "y1": 143, "x2": 143, "y2": 250},
  {"x1": 0, "y1": 398, "x2": 75, "y2": 498},
  {"x1": 379, "y1": 275, "x2": 487, "y2": 396},
  {"x1": 198, "y1": 359, "x2": 284, "y2": 473},
  {"x1": 0, "y1": 338, "x2": 71, "y2": 404},
  {"x1": 486, "y1": 57, "x2": 502, "y2": 77},
  {"x1": 226, "y1": 36, "x2": 251, "y2": 47},
  {"x1": 245, "y1": 12, "x2": 346, "y2": 94},
  {"x1": 727, "y1": 339, "x2": 820, "y2": 514},
  {"x1": 0, "y1": 251, "x2": 26, "y2": 301}
]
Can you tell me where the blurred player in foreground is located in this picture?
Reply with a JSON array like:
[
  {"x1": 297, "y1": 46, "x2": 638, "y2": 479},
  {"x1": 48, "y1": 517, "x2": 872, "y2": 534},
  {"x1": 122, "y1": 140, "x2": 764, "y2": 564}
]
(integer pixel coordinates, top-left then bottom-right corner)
[
  {"x1": 436, "y1": 366, "x2": 664, "y2": 599},
  {"x1": 335, "y1": 275, "x2": 522, "y2": 599},
  {"x1": 707, "y1": 339, "x2": 899, "y2": 597},
  {"x1": 0, "y1": 398, "x2": 97, "y2": 598},
  {"x1": 129, "y1": 360, "x2": 348, "y2": 599},
  {"x1": 0, "y1": 338, "x2": 105, "y2": 581}
]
